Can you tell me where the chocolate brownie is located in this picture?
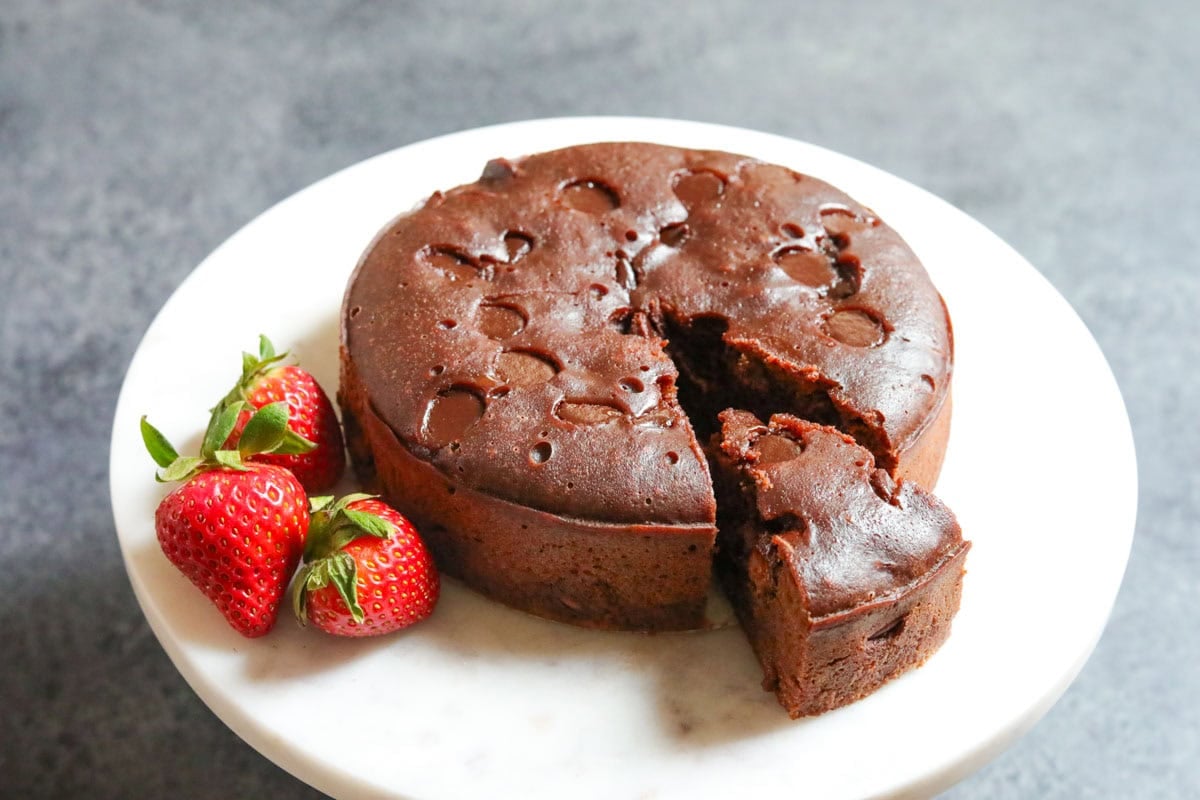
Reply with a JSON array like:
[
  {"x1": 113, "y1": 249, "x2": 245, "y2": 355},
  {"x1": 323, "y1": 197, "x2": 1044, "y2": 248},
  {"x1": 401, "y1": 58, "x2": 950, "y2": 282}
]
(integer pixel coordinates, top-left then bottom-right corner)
[{"x1": 339, "y1": 142, "x2": 955, "y2": 633}]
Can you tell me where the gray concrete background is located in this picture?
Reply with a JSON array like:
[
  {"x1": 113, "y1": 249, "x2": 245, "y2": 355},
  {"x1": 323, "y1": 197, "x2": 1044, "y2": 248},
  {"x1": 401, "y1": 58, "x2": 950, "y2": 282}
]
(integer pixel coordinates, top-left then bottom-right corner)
[{"x1": 1, "y1": 1, "x2": 1196, "y2": 797}]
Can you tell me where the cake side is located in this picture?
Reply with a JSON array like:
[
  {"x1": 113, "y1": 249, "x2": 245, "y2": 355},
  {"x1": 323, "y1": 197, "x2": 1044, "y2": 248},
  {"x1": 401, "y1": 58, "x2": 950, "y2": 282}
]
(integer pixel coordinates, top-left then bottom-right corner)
[{"x1": 712, "y1": 409, "x2": 969, "y2": 717}]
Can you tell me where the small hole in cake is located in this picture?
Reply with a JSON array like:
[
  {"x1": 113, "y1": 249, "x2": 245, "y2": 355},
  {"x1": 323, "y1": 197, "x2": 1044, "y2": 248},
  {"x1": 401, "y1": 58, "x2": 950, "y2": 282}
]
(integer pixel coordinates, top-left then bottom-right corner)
[
  {"x1": 530, "y1": 441, "x2": 553, "y2": 465},
  {"x1": 561, "y1": 179, "x2": 620, "y2": 213},
  {"x1": 829, "y1": 257, "x2": 863, "y2": 299},
  {"x1": 437, "y1": 319, "x2": 457, "y2": 330},
  {"x1": 666, "y1": 451, "x2": 680, "y2": 465},
  {"x1": 566, "y1": 481, "x2": 575, "y2": 489},
  {"x1": 430, "y1": 365, "x2": 445, "y2": 376},
  {"x1": 819, "y1": 203, "x2": 857, "y2": 219},
  {"x1": 608, "y1": 307, "x2": 634, "y2": 333},
  {"x1": 619, "y1": 377, "x2": 645, "y2": 394},
  {"x1": 687, "y1": 544, "x2": 697, "y2": 553},
  {"x1": 422, "y1": 246, "x2": 478, "y2": 281},
  {"x1": 589, "y1": 283, "x2": 608, "y2": 299},
  {"x1": 644, "y1": 497, "x2": 653, "y2": 505},
  {"x1": 503, "y1": 231, "x2": 534, "y2": 262},
  {"x1": 349, "y1": 305, "x2": 362, "y2": 318},
  {"x1": 447, "y1": 485, "x2": 456, "y2": 495},
  {"x1": 614, "y1": 259, "x2": 637, "y2": 290},
  {"x1": 659, "y1": 222, "x2": 690, "y2": 248},
  {"x1": 868, "y1": 615, "x2": 907, "y2": 642},
  {"x1": 781, "y1": 222, "x2": 805, "y2": 239}
]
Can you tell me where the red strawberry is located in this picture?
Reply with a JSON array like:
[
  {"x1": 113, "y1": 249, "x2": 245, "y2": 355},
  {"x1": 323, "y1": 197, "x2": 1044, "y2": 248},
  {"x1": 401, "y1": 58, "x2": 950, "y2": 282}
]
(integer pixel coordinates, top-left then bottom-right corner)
[
  {"x1": 142, "y1": 401, "x2": 314, "y2": 637},
  {"x1": 218, "y1": 335, "x2": 345, "y2": 492},
  {"x1": 291, "y1": 495, "x2": 439, "y2": 637}
]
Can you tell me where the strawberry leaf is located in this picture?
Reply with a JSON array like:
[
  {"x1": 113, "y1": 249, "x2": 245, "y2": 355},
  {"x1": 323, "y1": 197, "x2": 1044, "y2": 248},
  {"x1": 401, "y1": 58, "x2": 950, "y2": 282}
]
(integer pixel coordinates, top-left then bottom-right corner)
[
  {"x1": 241, "y1": 350, "x2": 258, "y2": 376},
  {"x1": 291, "y1": 564, "x2": 312, "y2": 625},
  {"x1": 327, "y1": 551, "x2": 364, "y2": 623},
  {"x1": 237, "y1": 401, "x2": 290, "y2": 456},
  {"x1": 309, "y1": 495, "x2": 336, "y2": 513},
  {"x1": 271, "y1": 427, "x2": 317, "y2": 456},
  {"x1": 344, "y1": 509, "x2": 394, "y2": 539},
  {"x1": 140, "y1": 417, "x2": 179, "y2": 468},
  {"x1": 158, "y1": 455, "x2": 204, "y2": 483},
  {"x1": 202, "y1": 400, "x2": 245, "y2": 458},
  {"x1": 258, "y1": 334, "x2": 277, "y2": 363},
  {"x1": 213, "y1": 449, "x2": 246, "y2": 470}
]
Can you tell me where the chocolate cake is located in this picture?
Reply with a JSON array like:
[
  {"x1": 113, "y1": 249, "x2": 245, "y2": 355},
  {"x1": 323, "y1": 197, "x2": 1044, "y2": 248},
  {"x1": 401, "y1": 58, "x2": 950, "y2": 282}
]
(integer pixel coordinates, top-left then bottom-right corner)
[
  {"x1": 712, "y1": 410, "x2": 970, "y2": 717},
  {"x1": 339, "y1": 142, "x2": 958, "y2": 642}
]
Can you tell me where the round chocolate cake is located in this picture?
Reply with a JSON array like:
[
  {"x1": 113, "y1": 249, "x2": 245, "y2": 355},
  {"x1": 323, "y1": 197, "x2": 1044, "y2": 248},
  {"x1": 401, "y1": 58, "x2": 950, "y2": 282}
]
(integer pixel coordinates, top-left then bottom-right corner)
[{"x1": 339, "y1": 142, "x2": 955, "y2": 636}]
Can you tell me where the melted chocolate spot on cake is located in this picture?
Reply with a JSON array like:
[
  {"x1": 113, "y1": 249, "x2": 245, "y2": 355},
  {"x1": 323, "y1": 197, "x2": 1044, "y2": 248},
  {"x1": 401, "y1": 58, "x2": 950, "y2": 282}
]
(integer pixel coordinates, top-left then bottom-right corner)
[
  {"x1": 424, "y1": 389, "x2": 485, "y2": 448},
  {"x1": 496, "y1": 350, "x2": 559, "y2": 386},
  {"x1": 774, "y1": 246, "x2": 836, "y2": 288},
  {"x1": 561, "y1": 179, "x2": 620, "y2": 213},
  {"x1": 555, "y1": 401, "x2": 624, "y2": 425},
  {"x1": 754, "y1": 434, "x2": 805, "y2": 465},
  {"x1": 672, "y1": 170, "x2": 725, "y2": 205},
  {"x1": 825, "y1": 309, "x2": 886, "y2": 347},
  {"x1": 481, "y1": 158, "x2": 516, "y2": 184},
  {"x1": 477, "y1": 304, "x2": 527, "y2": 339}
]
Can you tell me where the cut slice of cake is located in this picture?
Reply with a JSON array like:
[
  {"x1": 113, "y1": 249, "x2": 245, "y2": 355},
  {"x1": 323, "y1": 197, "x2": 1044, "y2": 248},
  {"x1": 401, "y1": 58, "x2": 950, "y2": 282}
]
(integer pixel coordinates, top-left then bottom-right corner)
[{"x1": 712, "y1": 409, "x2": 970, "y2": 717}]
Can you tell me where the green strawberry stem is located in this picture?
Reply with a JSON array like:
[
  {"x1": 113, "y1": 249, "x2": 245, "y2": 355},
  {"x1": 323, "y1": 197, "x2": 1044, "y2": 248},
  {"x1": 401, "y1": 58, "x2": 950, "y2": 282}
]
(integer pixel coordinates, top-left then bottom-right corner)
[
  {"x1": 207, "y1": 334, "x2": 317, "y2": 457},
  {"x1": 291, "y1": 495, "x2": 396, "y2": 626},
  {"x1": 141, "y1": 399, "x2": 309, "y2": 483}
]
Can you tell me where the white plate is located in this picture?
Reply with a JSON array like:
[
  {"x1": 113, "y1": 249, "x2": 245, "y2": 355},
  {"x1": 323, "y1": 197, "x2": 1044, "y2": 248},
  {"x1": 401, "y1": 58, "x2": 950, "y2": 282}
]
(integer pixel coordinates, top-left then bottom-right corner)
[{"x1": 110, "y1": 118, "x2": 1137, "y2": 800}]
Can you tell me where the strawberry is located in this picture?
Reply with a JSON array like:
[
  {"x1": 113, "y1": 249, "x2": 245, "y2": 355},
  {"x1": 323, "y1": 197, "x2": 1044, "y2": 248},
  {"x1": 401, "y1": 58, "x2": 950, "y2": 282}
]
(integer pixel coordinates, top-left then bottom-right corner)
[
  {"x1": 217, "y1": 335, "x2": 345, "y2": 492},
  {"x1": 291, "y1": 495, "x2": 439, "y2": 637},
  {"x1": 141, "y1": 400, "x2": 313, "y2": 637}
]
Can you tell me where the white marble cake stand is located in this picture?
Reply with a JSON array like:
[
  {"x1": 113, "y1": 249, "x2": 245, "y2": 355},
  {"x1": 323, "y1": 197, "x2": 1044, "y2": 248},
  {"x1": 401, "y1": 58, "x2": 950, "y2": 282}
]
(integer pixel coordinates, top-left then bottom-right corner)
[{"x1": 110, "y1": 117, "x2": 1137, "y2": 800}]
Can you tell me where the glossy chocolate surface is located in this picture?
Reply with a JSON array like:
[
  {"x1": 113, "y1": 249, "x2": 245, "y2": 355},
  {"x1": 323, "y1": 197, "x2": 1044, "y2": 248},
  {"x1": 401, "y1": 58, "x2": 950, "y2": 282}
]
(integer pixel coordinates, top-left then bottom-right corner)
[{"x1": 343, "y1": 142, "x2": 952, "y2": 523}]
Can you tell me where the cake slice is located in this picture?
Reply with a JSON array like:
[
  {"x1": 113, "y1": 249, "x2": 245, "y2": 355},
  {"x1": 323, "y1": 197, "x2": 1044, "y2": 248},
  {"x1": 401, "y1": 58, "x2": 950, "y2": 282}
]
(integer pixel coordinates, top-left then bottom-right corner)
[{"x1": 712, "y1": 410, "x2": 969, "y2": 717}]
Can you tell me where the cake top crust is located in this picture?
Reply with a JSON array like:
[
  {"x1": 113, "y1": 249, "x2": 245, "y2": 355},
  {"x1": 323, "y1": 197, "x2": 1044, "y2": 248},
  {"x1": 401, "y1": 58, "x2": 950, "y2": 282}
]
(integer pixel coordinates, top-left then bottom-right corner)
[
  {"x1": 343, "y1": 142, "x2": 952, "y2": 524},
  {"x1": 717, "y1": 409, "x2": 965, "y2": 620}
]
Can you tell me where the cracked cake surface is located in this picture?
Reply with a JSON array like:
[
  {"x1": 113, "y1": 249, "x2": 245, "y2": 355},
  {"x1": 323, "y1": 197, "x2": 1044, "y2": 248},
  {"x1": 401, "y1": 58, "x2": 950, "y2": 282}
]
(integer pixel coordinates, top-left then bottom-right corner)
[{"x1": 339, "y1": 141, "x2": 956, "y2": 635}]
